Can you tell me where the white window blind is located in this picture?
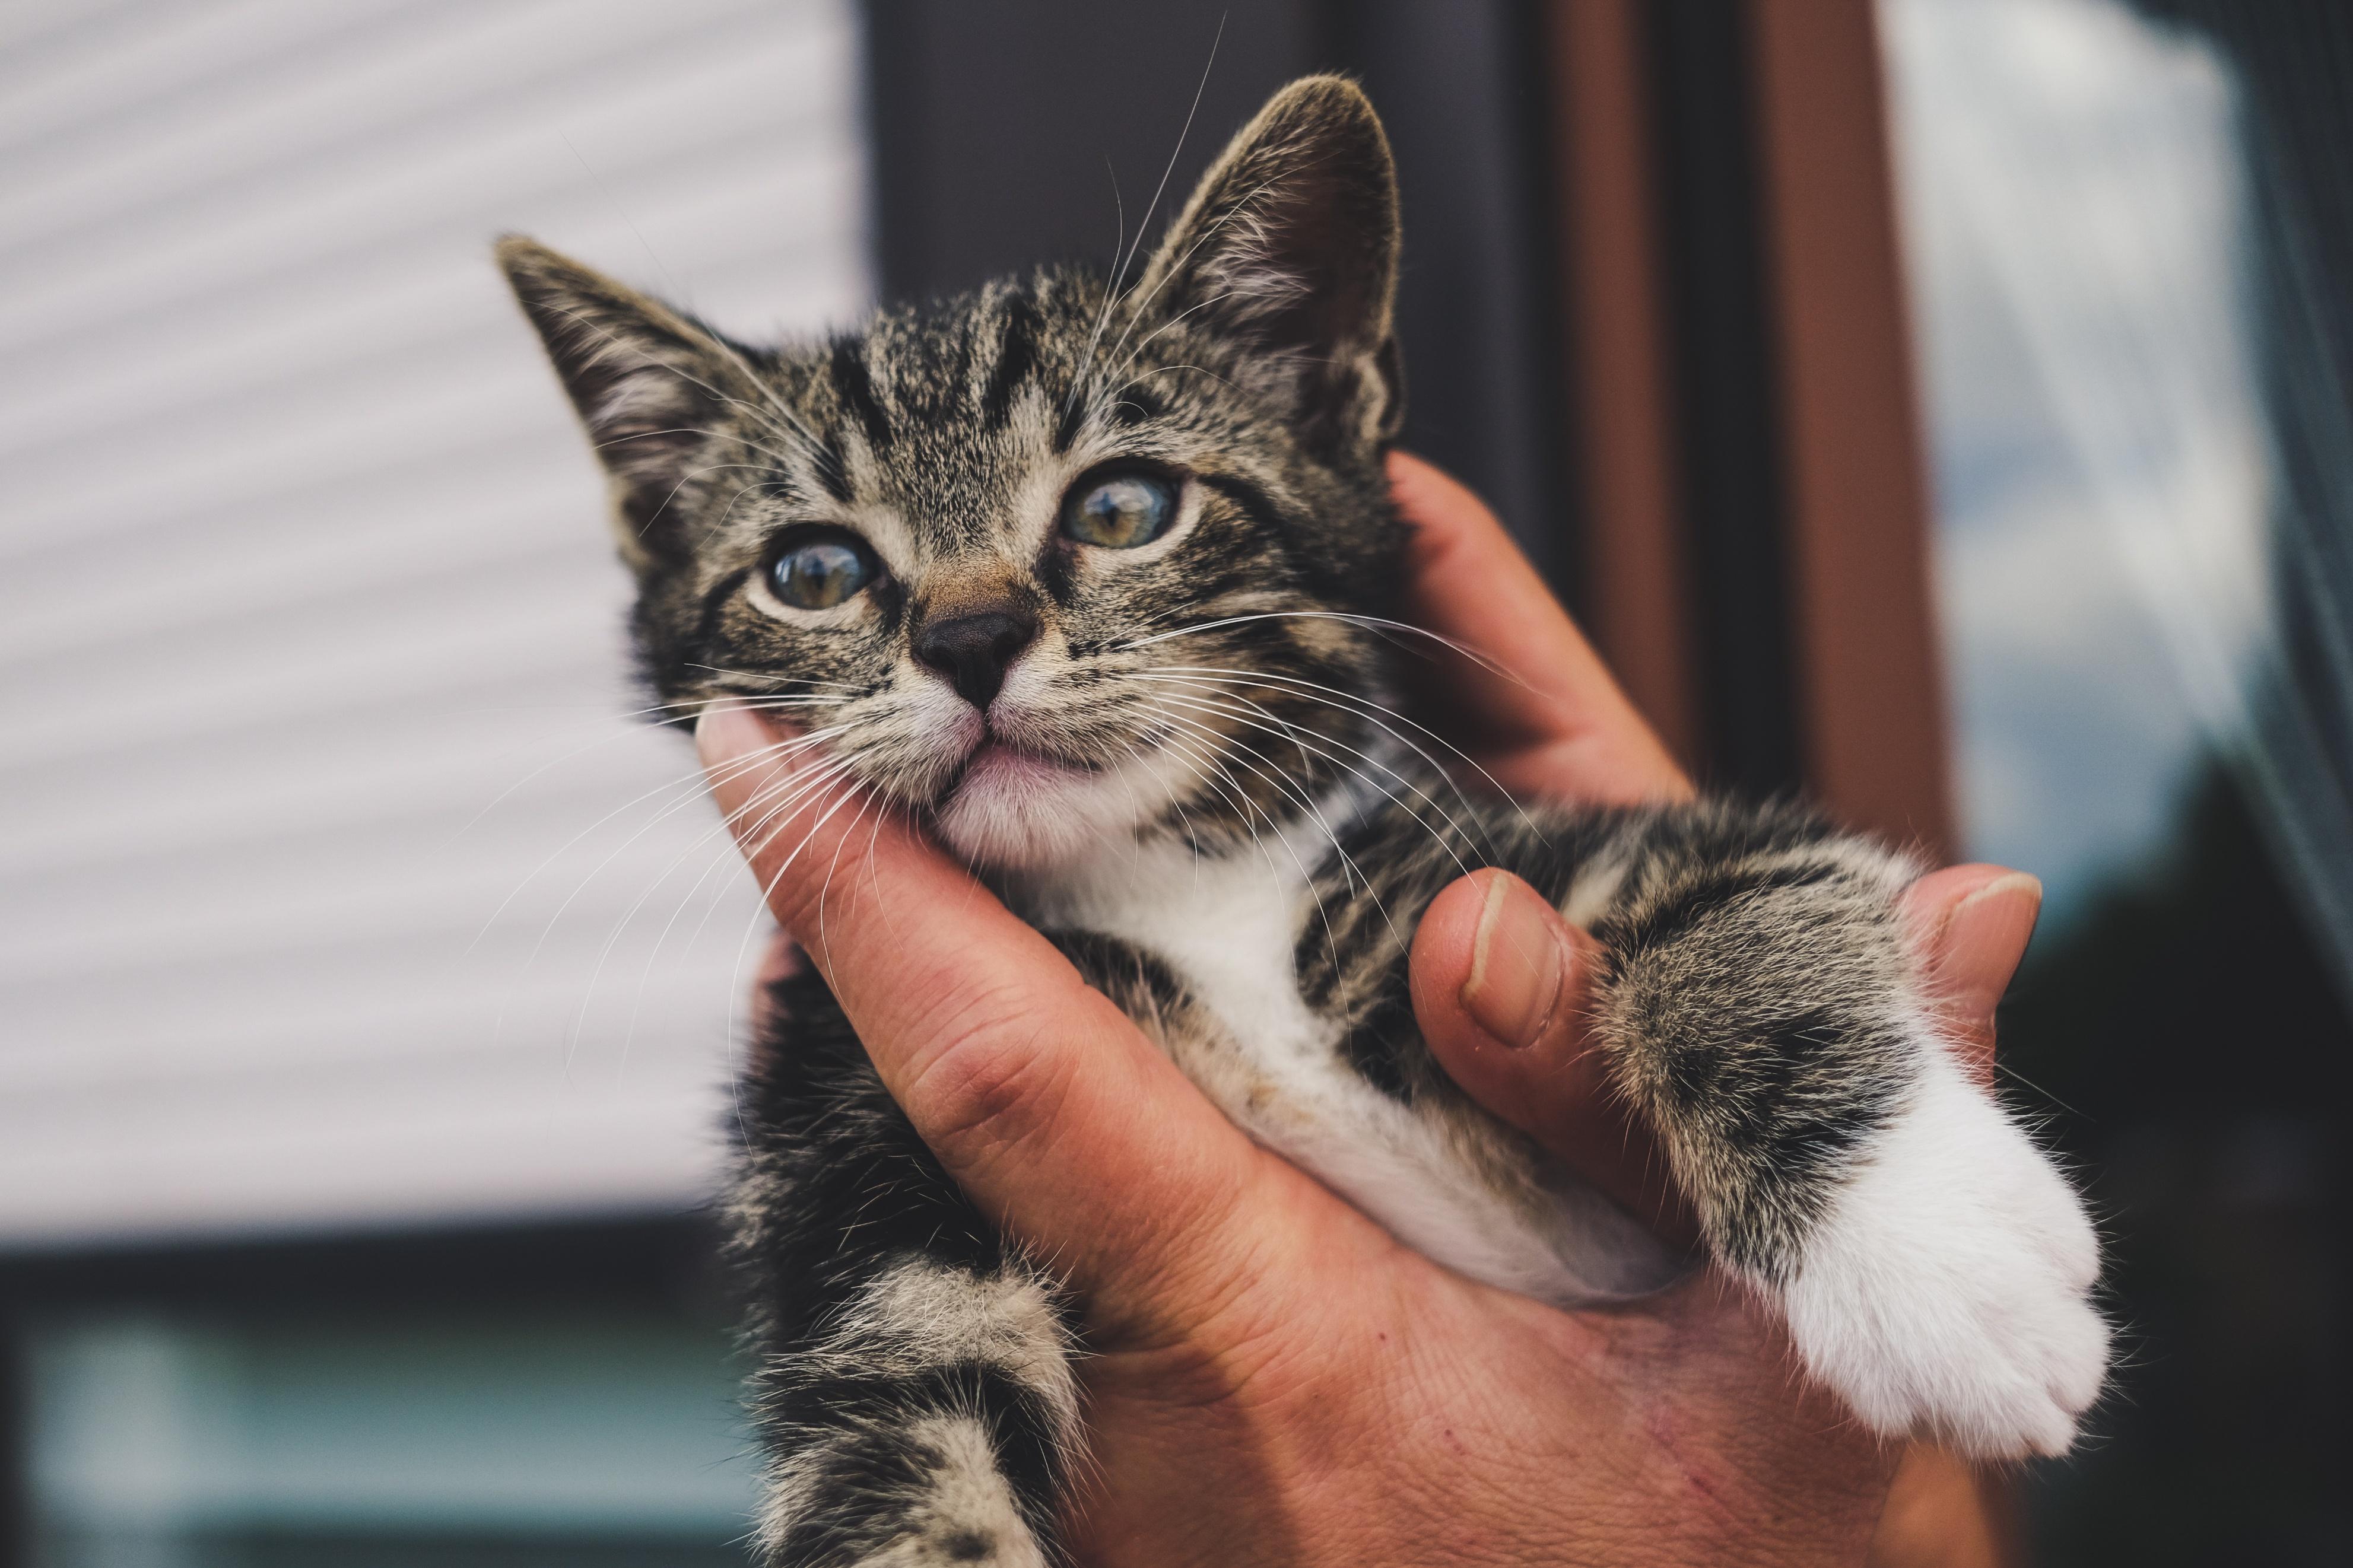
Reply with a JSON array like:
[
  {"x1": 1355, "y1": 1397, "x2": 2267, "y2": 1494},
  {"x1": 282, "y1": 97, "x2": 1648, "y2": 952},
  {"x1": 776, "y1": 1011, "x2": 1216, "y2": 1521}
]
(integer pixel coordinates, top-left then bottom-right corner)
[{"x1": 0, "y1": 0, "x2": 869, "y2": 1246}]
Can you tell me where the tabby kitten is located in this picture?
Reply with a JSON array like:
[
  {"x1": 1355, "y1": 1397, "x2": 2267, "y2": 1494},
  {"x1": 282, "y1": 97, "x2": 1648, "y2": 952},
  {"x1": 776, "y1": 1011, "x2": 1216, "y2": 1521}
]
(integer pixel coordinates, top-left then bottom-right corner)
[{"x1": 502, "y1": 77, "x2": 2107, "y2": 1567}]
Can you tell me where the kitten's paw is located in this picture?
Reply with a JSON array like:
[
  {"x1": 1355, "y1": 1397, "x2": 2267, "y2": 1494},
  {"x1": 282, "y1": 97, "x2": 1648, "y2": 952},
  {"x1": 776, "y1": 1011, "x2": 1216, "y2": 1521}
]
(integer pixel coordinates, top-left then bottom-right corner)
[{"x1": 1779, "y1": 1048, "x2": 2109, "y2": 1459}]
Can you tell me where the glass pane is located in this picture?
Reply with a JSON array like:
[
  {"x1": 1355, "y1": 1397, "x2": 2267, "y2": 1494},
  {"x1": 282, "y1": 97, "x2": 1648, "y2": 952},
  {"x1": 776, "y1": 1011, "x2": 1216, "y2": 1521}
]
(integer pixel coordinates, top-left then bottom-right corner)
[
  {"x1": 23, "y1": 1305, "x2": 757, "y2": 1566},
  {"x1": 1882, "y1": 0, "x2": 2349, "y2": 1557}
]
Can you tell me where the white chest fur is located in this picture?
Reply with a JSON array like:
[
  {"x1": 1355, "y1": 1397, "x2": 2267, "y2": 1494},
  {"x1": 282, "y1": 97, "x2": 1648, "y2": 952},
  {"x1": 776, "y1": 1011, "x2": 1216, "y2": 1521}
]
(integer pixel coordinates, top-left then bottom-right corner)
[{"x1": 1015, "y1": 820, "x2": 1678, "y2": 1303}]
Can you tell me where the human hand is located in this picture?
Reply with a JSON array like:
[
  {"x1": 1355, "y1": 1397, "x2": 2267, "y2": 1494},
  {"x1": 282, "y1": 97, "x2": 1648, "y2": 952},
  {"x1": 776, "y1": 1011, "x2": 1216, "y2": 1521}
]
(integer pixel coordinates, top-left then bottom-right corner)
[
  {"x1": 1387, "y1": 452, "x2": 2038, "y2": 1241},
  {"x1": 697, "y1": 451, "x2": 2038, "y2": 1566},
  {"x1": 1387, "y1": 453, "x2": 2034, "y2": 1568}
]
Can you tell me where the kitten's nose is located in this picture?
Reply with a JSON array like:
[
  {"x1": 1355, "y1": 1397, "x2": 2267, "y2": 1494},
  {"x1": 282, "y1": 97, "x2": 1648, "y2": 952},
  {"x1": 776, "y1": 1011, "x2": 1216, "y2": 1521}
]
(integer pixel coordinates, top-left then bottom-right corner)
[{"x1": 913, "y1": 609, "x2": 1038, "y2": 709}]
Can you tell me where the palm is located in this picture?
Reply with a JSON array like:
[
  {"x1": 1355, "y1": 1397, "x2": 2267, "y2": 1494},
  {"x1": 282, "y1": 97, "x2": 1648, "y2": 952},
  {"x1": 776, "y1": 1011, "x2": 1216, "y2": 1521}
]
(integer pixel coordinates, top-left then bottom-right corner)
[{"x1": 1067, "y1": 1144, "x2": 1888, "y2": 1566}]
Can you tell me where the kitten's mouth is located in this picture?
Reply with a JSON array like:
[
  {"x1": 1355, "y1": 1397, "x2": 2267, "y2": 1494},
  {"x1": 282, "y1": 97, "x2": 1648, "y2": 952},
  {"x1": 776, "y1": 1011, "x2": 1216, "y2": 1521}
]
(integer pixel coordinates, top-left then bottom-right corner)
[
  {"x1": 942, "y1": 736, "x2": 1098, "y2": 800},
  {"x1": 926, "y1": 729, "x2": 1125, "y2": 867}
]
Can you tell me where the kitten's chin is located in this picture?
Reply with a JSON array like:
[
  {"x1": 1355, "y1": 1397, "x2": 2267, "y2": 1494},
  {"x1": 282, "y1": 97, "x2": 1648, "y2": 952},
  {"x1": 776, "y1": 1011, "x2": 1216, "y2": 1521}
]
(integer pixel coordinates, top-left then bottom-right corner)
[{"x1": 931, "y1": 743, "x2": 1148, "y2": 870}]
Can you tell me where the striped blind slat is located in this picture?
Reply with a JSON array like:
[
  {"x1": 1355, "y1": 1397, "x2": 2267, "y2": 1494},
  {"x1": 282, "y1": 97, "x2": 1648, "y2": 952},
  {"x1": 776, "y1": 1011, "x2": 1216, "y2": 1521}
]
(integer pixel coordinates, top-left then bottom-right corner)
[{"x1": 0, "y1": 0, "x2": 868, "y2": 1248}]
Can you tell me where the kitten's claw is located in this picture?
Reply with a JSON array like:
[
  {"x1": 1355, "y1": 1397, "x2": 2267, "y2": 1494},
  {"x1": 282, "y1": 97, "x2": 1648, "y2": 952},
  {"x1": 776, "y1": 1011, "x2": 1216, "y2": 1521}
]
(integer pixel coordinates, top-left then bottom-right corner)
[{"x1": 1779, "y1": 1045, "x2": 2110, "y2": 1459}]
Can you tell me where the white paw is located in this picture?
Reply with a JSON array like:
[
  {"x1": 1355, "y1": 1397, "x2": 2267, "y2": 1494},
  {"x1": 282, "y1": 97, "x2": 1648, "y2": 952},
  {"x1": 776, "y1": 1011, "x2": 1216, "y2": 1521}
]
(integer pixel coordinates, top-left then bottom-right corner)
[{"x1": 1779, "y1": 1044, "x2": 2109, "y2": 1459}]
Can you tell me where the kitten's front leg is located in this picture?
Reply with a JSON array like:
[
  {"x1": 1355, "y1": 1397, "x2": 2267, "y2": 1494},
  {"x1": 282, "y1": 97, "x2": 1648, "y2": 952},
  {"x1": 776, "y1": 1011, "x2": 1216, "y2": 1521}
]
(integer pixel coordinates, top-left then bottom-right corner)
[
  {"x1": 732, "y1": 970, "x2": 1081, "y2": 1567},
  {"x1": 1570, "y1": 804, "x2": 2110, "y2": 1459}
]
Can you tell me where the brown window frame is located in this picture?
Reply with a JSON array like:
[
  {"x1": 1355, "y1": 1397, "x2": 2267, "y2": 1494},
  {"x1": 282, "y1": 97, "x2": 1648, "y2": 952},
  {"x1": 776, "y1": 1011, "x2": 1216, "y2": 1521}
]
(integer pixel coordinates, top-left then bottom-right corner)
[{"x1": 1542, "y1": 0, "x2": 1955, "y2": 860}]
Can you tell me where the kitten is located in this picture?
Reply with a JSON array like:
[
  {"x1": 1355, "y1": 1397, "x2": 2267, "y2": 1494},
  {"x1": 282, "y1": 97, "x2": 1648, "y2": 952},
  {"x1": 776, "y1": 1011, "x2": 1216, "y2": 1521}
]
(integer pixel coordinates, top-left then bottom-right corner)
[{"x1": 501, "y1": 76, "x2": 2107, "y2": 1567}]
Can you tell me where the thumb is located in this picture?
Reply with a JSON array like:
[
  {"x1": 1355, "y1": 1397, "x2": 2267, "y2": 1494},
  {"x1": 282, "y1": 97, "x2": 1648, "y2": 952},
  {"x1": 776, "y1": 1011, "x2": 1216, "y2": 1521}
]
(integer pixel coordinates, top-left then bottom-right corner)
[
  {"x1": 1902, "y1": 863, "x2": 2041, "y2": 1085},
  {"x1": 1409, "y1": 869, "x2": 1697, "y2": 1244},
  {"x1": 1413, "y1": 863, "x2": 2041, "y2": 1249},
  {"x1": 696, "y1": 703, "x2": 1265, "y2": 1314}
]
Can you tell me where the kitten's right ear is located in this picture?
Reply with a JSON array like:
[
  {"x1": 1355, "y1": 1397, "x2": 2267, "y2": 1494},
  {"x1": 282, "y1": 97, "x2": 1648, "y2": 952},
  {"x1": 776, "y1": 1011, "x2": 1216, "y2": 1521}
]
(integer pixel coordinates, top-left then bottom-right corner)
[
  {"x1": 496, "y1": 236, "x2": 733, "y2": 567},
  {"x1": 1133, "y1": 77, "x2": 1403, "y2": 454}
]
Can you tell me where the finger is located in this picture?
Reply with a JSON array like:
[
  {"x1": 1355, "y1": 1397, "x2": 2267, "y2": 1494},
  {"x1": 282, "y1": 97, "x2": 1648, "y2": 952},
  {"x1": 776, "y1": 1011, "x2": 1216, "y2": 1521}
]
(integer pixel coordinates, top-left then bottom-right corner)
[
  {"x1": 1901, "y1": 864, "x2": 2041, "y2": 1085},
  {"x1": 1388, "y1": 450, "x2": 1690, "y2": 805},
  {"x1": 697, "y1": 704, "x2": 1268, "y2": 1309},
  {"x1": 1409, "y1": 869, "x2": 1699, "y2": 1246},
  {"x1": 1411, "y1": 863, "x2": 2044, "y2": 1246}
]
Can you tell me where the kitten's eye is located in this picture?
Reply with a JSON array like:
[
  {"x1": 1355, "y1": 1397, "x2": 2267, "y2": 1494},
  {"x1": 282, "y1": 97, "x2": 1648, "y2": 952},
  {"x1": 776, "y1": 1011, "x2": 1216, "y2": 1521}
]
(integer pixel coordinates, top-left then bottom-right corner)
[
  {"x1": 1061, "y1": 471, "x2": 1177, "y2": 549},
  {"x1": 769, "y1": 529, "x2": 881, "y2": 609}
]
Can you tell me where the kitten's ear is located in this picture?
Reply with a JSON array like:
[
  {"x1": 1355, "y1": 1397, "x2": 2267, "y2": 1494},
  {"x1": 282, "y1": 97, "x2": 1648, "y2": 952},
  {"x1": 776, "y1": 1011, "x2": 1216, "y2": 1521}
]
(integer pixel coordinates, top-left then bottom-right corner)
[
  {"x1": 1136, "y1": 75, "x2": 1403, "y2": 450},
  {"x1": 496, "y1": 236, "x2": 736, "y2": 567}
]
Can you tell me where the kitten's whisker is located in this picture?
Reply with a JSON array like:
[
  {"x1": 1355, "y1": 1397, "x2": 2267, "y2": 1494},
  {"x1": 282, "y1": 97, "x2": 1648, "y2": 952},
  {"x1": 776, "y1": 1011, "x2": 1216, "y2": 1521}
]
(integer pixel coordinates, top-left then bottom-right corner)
[
  {"x1": 1066, "y1": 171, "x2": 1127, "y2": 431},
  {"x1": 1143, "y1": 682, "x2": 1468, "y2": 902},
  {"x1": 1119, "y1": 610, "x2": 1519, "y2": 682},
  {"x1": 1139, "y1": 729, "x2": 1252, "y2": 879},
  {"x1": 462, "y1": 713, "x2": 691, "y2": 838},
  {"x1": 1099, "y1": 282, "x2": 1256, "y2": 395},
  {"x1": 694, "y1": 327, "x2": 839, "y2": 461},
  {"x1": 525, "y1": 737, "x2": 843, "y2": 986},
  {"x1": 724, "y1": 772, "x2": 877, "y2": 1064},
  {"x1": 677, "y1": 755, "x2": 862, "y2": 964},
  {"x1": 1091, "y1": 170, "x2": 1293, "y2": 393},
  {"x1": 534, "y1": 304, "x2": 820, "y2": 466},
  {"x1": 1141, "y1": 704, "x2": 1362, "y2": 959},
  {"x1": 1147, "y1": 717, "x2": 1297, "y2": 901},
  {"x1": 519, "y1": 163, "x2": 824, "y2": 460},
  {"x1": 476, "y1": 748, "x2": 784, "y2": 956},
  {"x1": 477, "y1": 726, "x2": 847, "y2": 959},
  {"x1": 1129, "y1": 668, "x2": 1497, "y2": 853},
  {"x1": 722, "y1": 752, "x2": 862, "y2": 860},
  {"x1": 731, "y1": 754, "x2": 865, "y2": 867},
  {"x1": 1125, "y1": 722, "x2": 1227, "y2": 867},
  {"x1": 707, "y1": 475, "x2": 796, "y2": 536},
  {"x1": 1067, "y1": 15, "x2": 1226, "y2": 422},
  {"x1": 596, "y1": 430, "x2": 812, "y2": 476},
  {"x1": 1109, "y1": 362, "x2": 1241, "y2": 402},
  {"x1": 599, "y1": 749, "x2": 860, "y2": 1070},
  {"x1": 1142, "y1": 703, "x2": 1358, "y2": 893},
  {"x1": 688, "y1": 664, "x2": 868, "y2": 693},
  {"x1": 1140, "y1": 698, "x2": 1422, "y2": 953},
  {"x1": 811, "y1": 788, "x2": 883, "y2": 960},
  {"x1": 1135, "y1": 684, "x2": 1479, "y2": 884},
  {"x1": 641, "y1": 465, "x2": 792, "y2": 548},
  {"x1": 689, "y1": 761, "x2": 863, "y2": 972},
  {"x1": 1110, "y1": 14, "x2": 1223, "y2": 310},
  {"x1": 1134, "y1": 659, "x2": 1539, "y2": 841}
]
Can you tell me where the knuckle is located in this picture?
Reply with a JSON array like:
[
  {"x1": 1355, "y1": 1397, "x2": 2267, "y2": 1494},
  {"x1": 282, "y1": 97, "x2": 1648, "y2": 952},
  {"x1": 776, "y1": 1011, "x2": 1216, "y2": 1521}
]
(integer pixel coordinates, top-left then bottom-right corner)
[{"x1": 897, "y1": 982, "x2": 1079, "y2": 1162}]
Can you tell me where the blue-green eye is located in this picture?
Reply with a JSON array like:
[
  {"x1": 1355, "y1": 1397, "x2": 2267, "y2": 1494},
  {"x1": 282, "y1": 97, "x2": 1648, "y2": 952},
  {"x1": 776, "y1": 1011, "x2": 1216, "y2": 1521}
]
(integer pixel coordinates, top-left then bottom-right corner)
[
  {"x1": 1061, "y1": 471, "x2": 1177, "y2": 549},
  {"x1": 769, "y1": 530, "x2": 879, "y2": 609}
]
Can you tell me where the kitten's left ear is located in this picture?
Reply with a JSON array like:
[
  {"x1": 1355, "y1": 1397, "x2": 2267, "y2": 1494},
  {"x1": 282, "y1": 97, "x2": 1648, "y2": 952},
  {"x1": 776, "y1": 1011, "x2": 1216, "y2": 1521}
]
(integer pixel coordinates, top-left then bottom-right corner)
[
  {"x1": 1136, "y1": 75, "x2": 1404, "y2": 452},
  {"x1": 496, "y1": 236, "x2": 741, "y2": 570}
]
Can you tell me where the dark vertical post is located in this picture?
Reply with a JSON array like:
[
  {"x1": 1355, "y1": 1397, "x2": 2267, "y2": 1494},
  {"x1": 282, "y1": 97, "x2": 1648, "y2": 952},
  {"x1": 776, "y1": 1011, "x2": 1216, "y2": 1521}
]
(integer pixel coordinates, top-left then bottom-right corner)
[
  {"x1": 1336, "y1": 0, "x2": 1577, "y2": 583},
  {"x1": 1641, "y1": 0, "x2": 1809, "y2": 801},
  {"x1": 1744, "y1": 0, "x2": 1955, "y2": 857},
  {"x1": 1538, "y1": 0, "x2": 1705, "y2": 772},
  {"x1": 1542, "y1": 0, "x2": 1952, "y2": 845}
]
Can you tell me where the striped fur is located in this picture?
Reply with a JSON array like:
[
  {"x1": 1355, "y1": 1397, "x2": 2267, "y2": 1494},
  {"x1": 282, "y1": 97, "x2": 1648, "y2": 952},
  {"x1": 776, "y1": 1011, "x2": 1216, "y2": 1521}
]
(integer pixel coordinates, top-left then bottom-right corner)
[
  {"x1": 731, "y1": 971, "x2": 1075, "y2": 1565},
  {"x1": 504, "y1": 76, "x2": 2108, "y2": 1563}
]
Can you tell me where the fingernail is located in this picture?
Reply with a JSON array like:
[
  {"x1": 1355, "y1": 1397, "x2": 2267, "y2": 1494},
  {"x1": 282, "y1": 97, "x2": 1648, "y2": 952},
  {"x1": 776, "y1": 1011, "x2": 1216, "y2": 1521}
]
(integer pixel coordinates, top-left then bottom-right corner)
[
  {"x1": 694, "y1": 702, "x2": 767, "y2": 769},
  {"x1": 1945, "y1": 872, "x2": 2043, "y2": 992},
  {"x1": 1462, "y1": 873, "x2": 1571, "y2": 1049}
]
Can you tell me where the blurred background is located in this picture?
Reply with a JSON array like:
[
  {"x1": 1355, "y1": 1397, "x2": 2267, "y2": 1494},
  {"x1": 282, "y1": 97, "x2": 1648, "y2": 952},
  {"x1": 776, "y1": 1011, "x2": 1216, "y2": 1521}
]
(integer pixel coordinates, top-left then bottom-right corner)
[{"x1": 0, "y1": 1, "x2": 2342, "y2": 1563}]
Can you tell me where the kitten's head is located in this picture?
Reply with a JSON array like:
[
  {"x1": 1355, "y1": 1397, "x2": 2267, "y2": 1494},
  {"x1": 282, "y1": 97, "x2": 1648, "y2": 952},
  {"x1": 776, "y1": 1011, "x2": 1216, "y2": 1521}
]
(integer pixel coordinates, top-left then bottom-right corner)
[{"x1": 501, "y1": 77, "x2": 1408, "y2": 870}]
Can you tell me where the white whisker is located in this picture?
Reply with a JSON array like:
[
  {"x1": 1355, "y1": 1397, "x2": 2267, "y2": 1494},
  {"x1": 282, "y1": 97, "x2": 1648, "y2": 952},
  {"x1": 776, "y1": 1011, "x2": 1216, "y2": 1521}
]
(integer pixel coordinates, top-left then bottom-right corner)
[
  {"x1": 1133, "y1": 659, "x2": 1544, "y2": 839},
  {"x1": 1133, "y1": 683, "x2": 1479, "y2": 887},
  {"x1": 477, "y1": 724, "x2": 848, "y2": 959},
  {"x1": 1141, "y1": 703, "x2": 1362, "y2": 959},
  {"x1": 1129, "y1": 667, "x2": 1505, "y2": 847}
]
